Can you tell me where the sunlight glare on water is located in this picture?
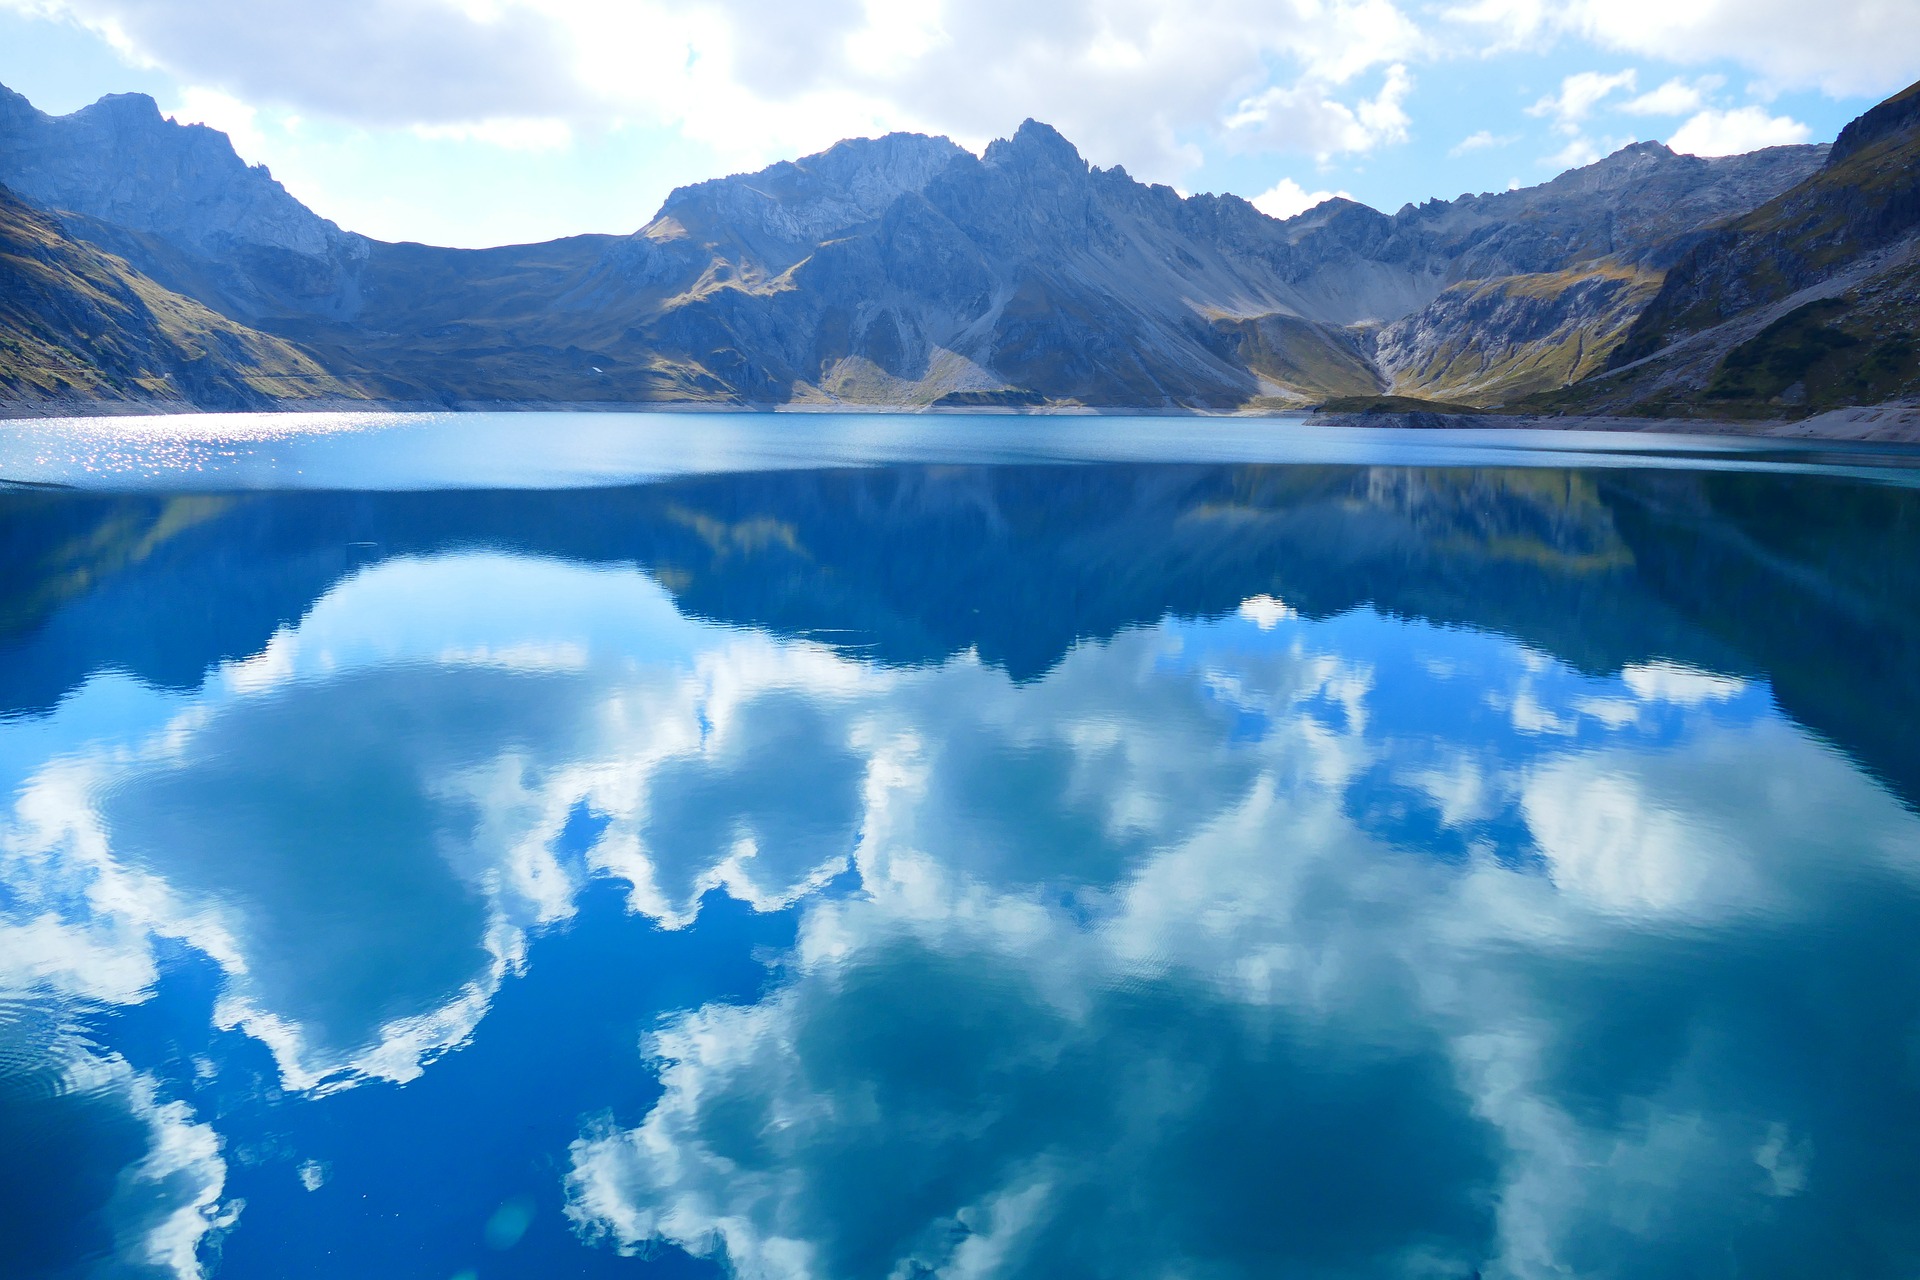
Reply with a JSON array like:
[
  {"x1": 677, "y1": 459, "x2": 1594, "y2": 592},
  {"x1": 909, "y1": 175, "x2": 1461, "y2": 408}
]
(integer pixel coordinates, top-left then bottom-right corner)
[{"x1": 6, "y1": 409, "x2": 1920, "y2": 490}]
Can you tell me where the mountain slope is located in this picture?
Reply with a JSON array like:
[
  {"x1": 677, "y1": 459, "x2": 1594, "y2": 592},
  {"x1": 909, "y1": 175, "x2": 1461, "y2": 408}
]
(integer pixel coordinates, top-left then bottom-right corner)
[
  {"x1": 1538, "y1": 78, "x2": 1920, "y2": 418},
  {"x1": 0, "y1": 183, "x2": 364, "y2": 410},
  {"x1": 1373, "y1": 264, "x2": 1664, "y2": 403},
  {"x1": 1625, "y1": 83, "x2": 1920, "y2": 343},
  {"x1": 1368, "y1": 140, "x2": 1827, "y2": 405}
]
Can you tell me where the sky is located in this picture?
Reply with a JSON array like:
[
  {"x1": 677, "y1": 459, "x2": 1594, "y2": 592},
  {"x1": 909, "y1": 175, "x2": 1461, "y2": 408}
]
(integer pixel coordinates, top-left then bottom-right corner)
[{"x1": 0, "y1": 0, "x2": 1915, "y2": 248}]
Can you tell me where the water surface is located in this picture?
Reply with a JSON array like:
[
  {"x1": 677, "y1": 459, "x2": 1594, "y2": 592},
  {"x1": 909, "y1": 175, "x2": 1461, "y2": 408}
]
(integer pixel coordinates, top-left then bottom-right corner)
[{"x1": 4, "y1": 416, "x2": 1920, "y2": 1279}]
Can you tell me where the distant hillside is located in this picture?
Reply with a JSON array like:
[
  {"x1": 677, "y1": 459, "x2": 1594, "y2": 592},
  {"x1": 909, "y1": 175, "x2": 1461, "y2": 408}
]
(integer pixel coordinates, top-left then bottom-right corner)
[
  {"x1": 1535, "y1": 80, "x2": 1920, "y2": 419},
  {"x1": 0, "y1": 182, "x2": 364, "y2": 411},
  {"x1": 0, "y1": 80, "x2": 1853, "y2": 413}
]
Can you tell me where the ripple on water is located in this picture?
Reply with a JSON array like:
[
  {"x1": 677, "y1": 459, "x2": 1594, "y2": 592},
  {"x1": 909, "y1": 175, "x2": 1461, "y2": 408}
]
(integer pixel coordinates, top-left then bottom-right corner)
[{"x1": 0, "y1": 996, "x2": 116, "y2": 1105}]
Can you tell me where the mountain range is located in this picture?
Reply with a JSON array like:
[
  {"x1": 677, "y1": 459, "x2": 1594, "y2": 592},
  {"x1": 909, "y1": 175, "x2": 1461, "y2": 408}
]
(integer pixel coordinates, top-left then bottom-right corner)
[{"x1": 1, "y1": 78, "x2": 1916, "y2": 418}]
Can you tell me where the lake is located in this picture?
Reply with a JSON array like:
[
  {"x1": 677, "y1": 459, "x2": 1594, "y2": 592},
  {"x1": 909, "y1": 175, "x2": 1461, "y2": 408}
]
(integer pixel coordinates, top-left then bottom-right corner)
[{"x1": 4, "y1": 412, "x2": 1920, "y2": 1280}]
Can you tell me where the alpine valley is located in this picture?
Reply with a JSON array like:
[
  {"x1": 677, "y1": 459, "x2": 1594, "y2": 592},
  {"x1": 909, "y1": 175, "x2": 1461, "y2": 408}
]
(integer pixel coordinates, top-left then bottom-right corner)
[{"x1": 2, "y1": 77, "x2": 1917, "y2": 419}]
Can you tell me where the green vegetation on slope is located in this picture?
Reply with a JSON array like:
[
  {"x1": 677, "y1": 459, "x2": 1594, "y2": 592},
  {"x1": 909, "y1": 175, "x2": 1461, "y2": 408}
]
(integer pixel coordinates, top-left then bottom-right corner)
[
  {"x1": 1528, "y1": 244, "x2": 1920, "y2": 421},
  {"x1": 1380, "y1": 263, "x2": 1664, "y2": 407},
  {"x1": 1704, "y1": 290, "x2": 1918, "y2": 412},
  {"x1": 1213, "y1": 312, "x2": 1384, "y2": 403},
  {"x1": 1313, "y1": 395, "x2": 1484, "y2": 415},
  {"x1": 0, "y1": 184, "x2": 364, "y2": 407}
]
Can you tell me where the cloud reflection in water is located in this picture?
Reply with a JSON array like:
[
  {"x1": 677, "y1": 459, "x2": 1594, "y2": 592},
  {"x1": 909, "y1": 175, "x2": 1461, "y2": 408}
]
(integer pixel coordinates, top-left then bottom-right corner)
[{"x1": 2, "y1": 462, "x2": 1919, "y2": 1277}]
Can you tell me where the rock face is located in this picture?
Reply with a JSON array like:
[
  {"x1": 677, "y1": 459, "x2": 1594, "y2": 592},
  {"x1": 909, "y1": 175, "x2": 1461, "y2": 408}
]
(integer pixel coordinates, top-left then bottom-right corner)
[
  {"x1": 1398, "y1": 141, "x2": 1831, "y2": 275},
  {"x1": 652, "y1": 133, "x2": 971, "y2": 268},
  {"x1": 0, "y1": 79, "x2": 1849, "y2": 411},
  {"x1": 1355, "y1": 141, "x2": 1829, "y2": 403},
  {"x1": 1374, "y1": 265, "x2": 1664, "y2": 404},
  {"x1": 0, "y1": 85, "x2": 368, "y2": 323},
  {"x1": 626, "y1": 121, "x2": 1338, "y2": 407},
  {"x1": 0, "y1": 86, "x2": 345, "y2": 258},
  {"x1": 1619, "y1": 89, "x2": 1920, "y2": 353}
]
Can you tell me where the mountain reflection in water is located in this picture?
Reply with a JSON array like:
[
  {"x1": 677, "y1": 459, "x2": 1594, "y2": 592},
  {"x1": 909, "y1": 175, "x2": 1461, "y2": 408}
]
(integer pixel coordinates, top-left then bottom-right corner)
[{"x1": 2, "y1": 461, "x2": 1920, "y2": 1280}]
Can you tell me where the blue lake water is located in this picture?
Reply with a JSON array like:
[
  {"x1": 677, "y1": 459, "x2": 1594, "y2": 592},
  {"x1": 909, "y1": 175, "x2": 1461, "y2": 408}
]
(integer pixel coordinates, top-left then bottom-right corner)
[{"x1": 4, "y1": 413, "x2": 1920, "y2": 1279}]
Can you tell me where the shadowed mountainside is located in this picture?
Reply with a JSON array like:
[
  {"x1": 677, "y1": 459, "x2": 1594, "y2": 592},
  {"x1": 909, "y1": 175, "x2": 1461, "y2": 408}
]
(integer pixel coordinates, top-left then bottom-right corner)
[{"x1": 0, "y1": 182, "x2": 363, "y2": 409}]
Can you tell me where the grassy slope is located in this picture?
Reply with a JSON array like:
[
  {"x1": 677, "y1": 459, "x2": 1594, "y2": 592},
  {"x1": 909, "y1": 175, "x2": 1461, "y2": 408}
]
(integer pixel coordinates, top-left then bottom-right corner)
[
  {"x1": 1699, "y1": 283, "x2": 1919, "y2": 411},
  {"x1": 1213, "y1": 312, "x2": 1384, "y2": 404},
  {"x1": 1383, "y1": 263, "x2": 1664, "y2": 406},
  {"x1": 0, "y1": 185, "x2": 364, "y2": 408}
]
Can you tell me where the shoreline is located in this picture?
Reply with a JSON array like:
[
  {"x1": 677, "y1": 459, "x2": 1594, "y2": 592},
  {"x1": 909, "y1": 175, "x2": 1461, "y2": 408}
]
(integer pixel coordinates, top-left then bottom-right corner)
[
  {"x1": 1302, "y1": 402, "x2": 1920, "y2": 444},
  {"x1": 4, "y1": 397, "x2": 1919, "y2": 445}
]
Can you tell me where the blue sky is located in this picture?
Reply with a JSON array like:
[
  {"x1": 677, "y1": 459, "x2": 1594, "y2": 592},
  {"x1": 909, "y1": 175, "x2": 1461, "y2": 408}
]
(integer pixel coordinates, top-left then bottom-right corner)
[{"x1": 0, "y1": 0, "x2": 1914, "y2": 248}]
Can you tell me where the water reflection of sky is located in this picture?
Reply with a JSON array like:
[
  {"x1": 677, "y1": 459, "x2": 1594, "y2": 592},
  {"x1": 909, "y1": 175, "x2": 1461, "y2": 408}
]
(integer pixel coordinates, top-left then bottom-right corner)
[{"x1": 3, "y1": 464, "x2": 1920, "y2": 1279}]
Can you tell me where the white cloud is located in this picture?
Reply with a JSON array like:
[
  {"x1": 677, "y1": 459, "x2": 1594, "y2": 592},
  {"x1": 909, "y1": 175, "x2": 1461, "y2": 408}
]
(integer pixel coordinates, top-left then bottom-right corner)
[
  {"x1": 1579, "y1": 0, "x2": 1920, "y2": 97},
  {"x1": 24, "y1": 0, "x2": 582, "y2": 122},
  {"x1": 0, "y1": 549, "x2": 1298, "y2": 1097},
  {"x1": 116, "y1": 1068, "x2": 241, "y2": 1280},
  {"x1": 0, "y1": 0, "x2": 1432, "y2": 190},
  {"x1": 1450, "y1": 128, "x2": 1516, "y2": 155},
  {"x1": 1542, "y1": 135, "x2": 1602, "y2": 169},
  {"x1": 1450, "y1": 0, "x2": 1920, "y2": 98},
  {"x1": 1522, "y1": 72, "x2": 1643, "y2": 170},
  {"x1": 1527, "y1": 69, "x2": 1637, "y2": 130},
  {"x1": 170, "y1": 85, "x2": 268, "y2": 160},
  {"x1": 412, "y1": 117, "x2": 575, "y2": 150},
  {"x1": 1249, "y1": 178, "x2": 1348, "y2": 219},
  {"x1": 566, "y1": 647, "x2": 1920, "y2": 1279},
  {"x1": 1227, "y1": 62, "x2": 1414, "y2": 158},
  {"x1": 1668, "y1": 104, "x2": 1813, "y2": 155},
  {"x1": 1620, "y1": 660, "x2": 1746, "y2": 704},
  {"x1": 1620, "y1": 74, "x2": 1723, "y2": 117},
  {"x1": 0, "y1": 985, "x2": 235, "y2": 1276},
  {"x1": 1522, "y1": 757, "x2": 1753, "y2": 916},
  {"x1": 1237, "y1": 593, "x2": 1301, "y2": 626}
]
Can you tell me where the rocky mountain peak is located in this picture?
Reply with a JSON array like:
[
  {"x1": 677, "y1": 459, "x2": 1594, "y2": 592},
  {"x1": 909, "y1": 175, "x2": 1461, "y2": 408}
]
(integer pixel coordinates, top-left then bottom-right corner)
[
  {"x1": 984, "y1": 120, "x2": 1089, "y2": 175},
  {"x1": 1828, "y1": 78, "x2": 1920, "y2": 166},
  {"x1": 802, "y1": 131, "x2": 966, "y2": 190},
  {"x1": 72, "y1": 91, "x2": 167, "y2": 125},
  {"x1": 0, "y1": 81, "x2": 348, "y2": 261},
  {"x1": 0, "y1": 82, "x2": 37, "y2": 128},
  {"x1": 1290, "y1": 196, "x2": 1377, "y2": 226},
  {"x1": 1612, "y1": 139, "x2": 1677, "y2": 161},
  {"x1": 1542, "y1": 140, "x2": 1690, "y2": 195},
  {"x1": 651, "y1": 130, "x2": 966, "y2": 250}
]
